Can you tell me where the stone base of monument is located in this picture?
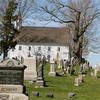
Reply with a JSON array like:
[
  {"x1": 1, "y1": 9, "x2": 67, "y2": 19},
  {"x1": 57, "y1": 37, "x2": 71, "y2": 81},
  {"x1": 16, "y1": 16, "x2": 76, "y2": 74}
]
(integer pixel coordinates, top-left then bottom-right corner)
[
  {"x1": 0, "y1": 93, "x2": 28, "y2": 100},
  {"x1": 35, "y1": 78, "x2": 44, "y2": 88},
  {"x1": 48, "y1": 72, "x2": 56, "y2": 77},
  {"x1": 0, "y1": 85, "x2": 23, "y2": 93}
]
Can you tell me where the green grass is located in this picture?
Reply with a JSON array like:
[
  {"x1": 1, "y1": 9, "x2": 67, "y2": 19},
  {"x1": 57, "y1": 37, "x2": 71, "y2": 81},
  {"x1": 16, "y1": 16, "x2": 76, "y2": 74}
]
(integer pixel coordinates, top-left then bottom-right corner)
[{"x1": 24, "y1": 64, "x2": 100, "y2": 100}]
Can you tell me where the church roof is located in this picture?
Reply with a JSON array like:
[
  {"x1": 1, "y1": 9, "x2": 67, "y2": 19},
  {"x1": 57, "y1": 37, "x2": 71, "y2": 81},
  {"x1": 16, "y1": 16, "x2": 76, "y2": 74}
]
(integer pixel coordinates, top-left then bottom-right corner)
[{"x1": 14, "y1": 26, "x2": 70, "y2": 45}]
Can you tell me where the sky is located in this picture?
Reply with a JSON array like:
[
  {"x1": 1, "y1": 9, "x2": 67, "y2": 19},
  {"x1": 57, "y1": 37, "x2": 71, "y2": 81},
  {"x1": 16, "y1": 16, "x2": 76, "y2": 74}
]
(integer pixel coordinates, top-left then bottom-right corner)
[{"x1": 86, "y1": 52, "x2": 100, "y2": 67}]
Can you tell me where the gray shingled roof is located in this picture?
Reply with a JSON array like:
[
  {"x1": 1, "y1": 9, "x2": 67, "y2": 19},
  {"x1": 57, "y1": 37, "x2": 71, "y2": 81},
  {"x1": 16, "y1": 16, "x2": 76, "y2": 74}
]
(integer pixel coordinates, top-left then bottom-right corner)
[{"x1": 14, "y1": 26, "x2": 70, "y2": 45}]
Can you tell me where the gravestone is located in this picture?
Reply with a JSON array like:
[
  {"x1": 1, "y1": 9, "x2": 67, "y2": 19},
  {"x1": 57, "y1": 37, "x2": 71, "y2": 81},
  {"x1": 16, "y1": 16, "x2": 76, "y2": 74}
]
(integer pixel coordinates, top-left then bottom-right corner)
[
  {"x1": 35, "y1": 56, "x2": 45, "y2": 88},
  {"x1": 78, "y1": 74, "x2": 84, "y2": 83},
  {"x1": 24, "y1": 57, "x2": 37, "y2": 81},
  {"x1": 74, "y1": 78, "x2": 80, "y2": 86},
  {"x1": 49, "y1": 63, "x2": 56, "y2": 77},
  {"x1": 35, "y1": 62, "x2": 44, "y2": 88},
  {"x1": 0, "y1": 58, "x2": 28, "y2": 100},
  {"x1": 49, "y1": 58, "x2": 56, "y2": 76}
]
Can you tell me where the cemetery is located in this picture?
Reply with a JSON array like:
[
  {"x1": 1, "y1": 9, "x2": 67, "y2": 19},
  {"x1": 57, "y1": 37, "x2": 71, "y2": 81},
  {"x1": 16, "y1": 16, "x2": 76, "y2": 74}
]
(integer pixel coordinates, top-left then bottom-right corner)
[
  {"x1": 24, "y1": 63, "x2": 100, "y2": 100},
  {"x1": 0, "y1": 0, "x2": 100, "y2": 100},
  {"x1": 0, "y1": 57, "x2": 100, "y2": 100}
]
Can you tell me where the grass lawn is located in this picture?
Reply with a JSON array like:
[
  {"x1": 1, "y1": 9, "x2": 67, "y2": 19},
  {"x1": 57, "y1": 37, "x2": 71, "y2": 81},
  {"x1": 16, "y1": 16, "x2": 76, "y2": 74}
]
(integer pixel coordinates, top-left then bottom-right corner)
[{"x1": 24, "y1": 64, "x2": 100, "y2": 100}]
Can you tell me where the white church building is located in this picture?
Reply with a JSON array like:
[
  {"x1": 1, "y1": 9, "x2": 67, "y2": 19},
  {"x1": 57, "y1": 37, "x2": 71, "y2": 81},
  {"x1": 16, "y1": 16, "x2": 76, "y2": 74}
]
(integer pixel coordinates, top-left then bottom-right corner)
[
  {"x1": 9, "y1": 26, "x2": 70, "y2": 62},
  {"x1": 8, "y1": 26, "x2": 70, "y2": 81}
]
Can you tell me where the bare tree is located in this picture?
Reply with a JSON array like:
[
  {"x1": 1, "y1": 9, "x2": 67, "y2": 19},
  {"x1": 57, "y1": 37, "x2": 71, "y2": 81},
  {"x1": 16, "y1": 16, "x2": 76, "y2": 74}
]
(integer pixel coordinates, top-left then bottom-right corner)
[
  {"x1": 16, "y1": 0, "x2": 35, "y2": 24},
  {"x1": 0, "y1": 0, "x2": 35, "y2": 25},
  {"x1": 40, "y1": 0, "x2": 100, "y2": 64}
]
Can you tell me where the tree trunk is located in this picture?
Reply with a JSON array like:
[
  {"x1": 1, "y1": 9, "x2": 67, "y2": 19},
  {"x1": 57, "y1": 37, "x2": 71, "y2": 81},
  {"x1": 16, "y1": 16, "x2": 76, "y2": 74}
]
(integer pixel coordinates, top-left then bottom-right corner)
[{"x1": 72, "y1": 12, "x2": 83, "y2": 65}]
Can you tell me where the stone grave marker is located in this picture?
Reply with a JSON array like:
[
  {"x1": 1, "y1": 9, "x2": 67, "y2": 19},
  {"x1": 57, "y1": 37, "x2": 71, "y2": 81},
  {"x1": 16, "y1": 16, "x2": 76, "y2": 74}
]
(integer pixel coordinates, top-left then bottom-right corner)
[
  {"x1": 0, "y1": 58, "x2": 28, "y2": 100},
  {"x1": 35, "y1": 61, "x2": 45, "y2": 88},
  {"x1": 35, "y1": 54, "x2": 45, "y2": 88},
  {"x1": 49, "y1": 58, "x2": 56, "y2": 77},
  {"x1": 24, "y1": 56, "x2": 37, "y2": 81},
  {"x1": 78, "y1": 74, "x2": 84, "y2": 83},
  {"x1": 74, "y1": 78, "x2": 80, "y2": 86},
  {"x1": 49, "y1": 63, "x2": 56, "y2": 76}
]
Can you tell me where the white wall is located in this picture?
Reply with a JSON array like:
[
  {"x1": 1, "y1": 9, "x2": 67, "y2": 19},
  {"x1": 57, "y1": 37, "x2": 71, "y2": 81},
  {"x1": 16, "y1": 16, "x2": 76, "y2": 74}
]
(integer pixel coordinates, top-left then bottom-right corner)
[{"x1": 9, "y1": 43, "x2": 69, "y2": 61}]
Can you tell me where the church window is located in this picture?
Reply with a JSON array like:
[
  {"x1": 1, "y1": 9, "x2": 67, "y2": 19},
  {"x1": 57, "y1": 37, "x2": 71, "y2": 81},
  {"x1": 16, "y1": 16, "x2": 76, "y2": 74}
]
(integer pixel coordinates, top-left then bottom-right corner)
[
  {"x1": 48, "y1": 47, "x2": 51, "y2": 51},
  {"x1": 29, "y1": 46, "x2": 31, "y2": 51},
  {"x1": 58, "y1": 47, "x2": 60, "y2": 51},
  {"x1": 19, "y1": 46, "x2": 22, "y2": 50}
]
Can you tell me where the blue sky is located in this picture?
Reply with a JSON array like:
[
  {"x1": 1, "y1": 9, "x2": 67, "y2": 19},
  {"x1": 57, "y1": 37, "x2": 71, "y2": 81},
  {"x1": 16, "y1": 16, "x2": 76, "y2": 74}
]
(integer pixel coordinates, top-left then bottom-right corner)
[{"x1": 86, "y1": 52, "x2": 100, "y2": 67}]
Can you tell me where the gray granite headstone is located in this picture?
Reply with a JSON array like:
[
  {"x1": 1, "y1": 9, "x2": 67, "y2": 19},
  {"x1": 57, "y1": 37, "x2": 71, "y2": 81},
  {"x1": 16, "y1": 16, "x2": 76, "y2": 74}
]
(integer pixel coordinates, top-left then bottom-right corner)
[
  {"x1": 0, "y1": 58, "x2": 28, "y2": 100},
  {"x1": 0, "y1": 58, "x2": 26, "y2": 85}
]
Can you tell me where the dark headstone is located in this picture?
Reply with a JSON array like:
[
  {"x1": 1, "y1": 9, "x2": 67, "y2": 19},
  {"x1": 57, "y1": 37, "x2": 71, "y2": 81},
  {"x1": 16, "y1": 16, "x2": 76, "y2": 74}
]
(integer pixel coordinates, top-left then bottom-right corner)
[
  {"x1": 0, "y1": 58, "x2": 28, "y2": 100},
  {"x1": 0, "y1": 67, "x2": 25, "y2": 85},
  {"x1": 0, "y1": 58, "x2": 26, "y2": 90}
]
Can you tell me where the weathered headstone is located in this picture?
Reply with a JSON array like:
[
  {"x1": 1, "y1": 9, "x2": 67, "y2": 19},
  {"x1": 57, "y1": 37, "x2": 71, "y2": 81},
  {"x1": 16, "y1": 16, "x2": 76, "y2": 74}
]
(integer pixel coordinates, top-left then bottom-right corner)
[
  {"x1": 49, "y1": 63, "x2": 56, "y2": 76},
  {"x1": 35, "y1": 53, "x2": 45, "y2": 88},
  {"x1": 24, "y1": 57, "x2": 37, "y2": 81},
  {"x1": 78, "y1": 74, "x2": 84, "y2": 83},
  {"x1": 35, "y1": 59, "x2": 45, "y2": 88},
  {"x1": 91, "y1": 72, "x2": 94, "y2": 77},
  {"x1": 0, "y1": 58, "x2": 28, "y2": 100},
  {"x1": 49, "y1": 58, "x2": 56, "y2": 77},
  {"x1": 74, "y1": 78, "x2": 80, "y2": 86}
]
